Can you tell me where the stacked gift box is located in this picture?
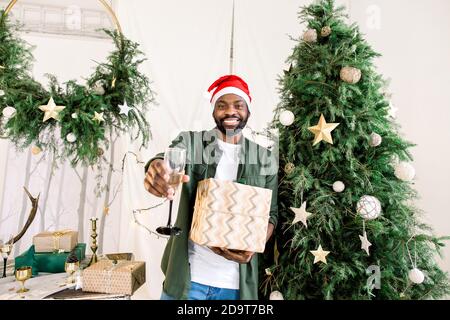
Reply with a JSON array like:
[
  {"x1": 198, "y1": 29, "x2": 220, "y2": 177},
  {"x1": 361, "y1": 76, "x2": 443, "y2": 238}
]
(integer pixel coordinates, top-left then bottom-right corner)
[{"x1": 15, "y1": 230, "x2": 85, "y2": 275}]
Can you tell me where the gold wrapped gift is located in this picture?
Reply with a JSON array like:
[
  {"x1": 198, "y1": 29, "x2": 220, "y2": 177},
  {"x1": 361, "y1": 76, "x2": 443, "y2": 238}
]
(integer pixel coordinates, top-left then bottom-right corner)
[
  {"x1": 33, "y1": 230, "x2": 78, "y2": 253},
  {"x1": 190, "y1": 178, "x2": 272, "y2": 253},
  {"x1": 105, "y1": 252, "x2": 134, "y2": 261},
  {"x1": 82, "y1": 260, "x2": 146, "y2": 295}
]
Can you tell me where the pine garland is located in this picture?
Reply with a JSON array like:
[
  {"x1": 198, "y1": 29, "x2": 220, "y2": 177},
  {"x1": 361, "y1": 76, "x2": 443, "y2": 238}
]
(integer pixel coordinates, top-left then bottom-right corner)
[
  {"x1": 0, "y1": 11, "x2": 154, "y2": 166},
  {"x1": 263, "y1": 0, "x2": 450, "y2": 300}
]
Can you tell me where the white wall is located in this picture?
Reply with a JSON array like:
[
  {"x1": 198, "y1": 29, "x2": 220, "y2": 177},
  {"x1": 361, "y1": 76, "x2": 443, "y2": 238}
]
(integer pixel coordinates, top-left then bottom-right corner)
[{"x1": 348, "y1": 0, "x2": 450, "y2": 280}]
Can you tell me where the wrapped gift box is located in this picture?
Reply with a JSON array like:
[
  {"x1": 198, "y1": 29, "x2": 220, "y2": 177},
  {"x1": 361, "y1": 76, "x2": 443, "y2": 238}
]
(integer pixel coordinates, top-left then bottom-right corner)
[
  {"x1": 15, "y1": 243, "x2": 86, "y2": 273},
  {"x1": 33, "y1": 230, "x2": 78, "y2": 253},
  {"x1": 82, "y1": 260, "x2": 145, "y2": 295},
  {"x1": 105, "y1": 253, "x2": 134, "y2": 261},
  {"x1": 190, "y1": 178, "x2": 272, "y2": 253}
]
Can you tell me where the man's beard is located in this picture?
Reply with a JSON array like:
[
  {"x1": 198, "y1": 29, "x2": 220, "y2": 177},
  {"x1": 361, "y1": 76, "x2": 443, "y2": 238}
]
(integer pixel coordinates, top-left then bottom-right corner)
[{"x1": 214, "y1": 115, "x2": 249, "y2": 137}]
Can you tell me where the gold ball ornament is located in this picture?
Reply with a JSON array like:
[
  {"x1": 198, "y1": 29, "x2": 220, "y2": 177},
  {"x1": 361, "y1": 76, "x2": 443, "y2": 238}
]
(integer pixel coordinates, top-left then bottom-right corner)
[
  {"x1": 31, "y1": 146, "x2": 42, "y2": 155},
  {"x1": 302, "y1": 29, "x2": 318, "y2": 43},
  {"x1": 284, "y1": 162, "x2": 295, "y2": 175},
  {"x1": 340, "y1": 66, "x2": 362, "y2": 84},
  {"x1": 321, "y1": 26, "x2": 332, "y2": 37},
  {"x1": 97, "y1": 148, "x2": 104, "y2": 156}
]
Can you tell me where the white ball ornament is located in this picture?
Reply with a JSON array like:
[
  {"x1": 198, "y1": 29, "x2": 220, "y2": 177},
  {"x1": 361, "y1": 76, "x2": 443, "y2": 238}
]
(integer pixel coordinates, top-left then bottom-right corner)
[
  {"x1": 302, "y1": 29, "x2": 318, "y2": 43},
  {"x1": 92, "y1": 81, "x2": 105, "y2": 95},
  {"x1": 269, "y1": 291, "x2": 284, "y2": 300},
  {"x1": 71, "y1": 113, "x2": 78, "y2": 119},
  {"x1": 279, "y1": 110, "x2": 295, "y2": 126},
  {"x1": 0, "y1": 89, "x2": 5, "y2": 97},
  {"x1": 2, "y1": 106, "x2": 16, "y2": 118},
  {"x1": 333, "y1": 181, "x2": 345, "y2": 193},
  {"x1": 356, "y1": 195, "x2": 381, "y2": 220},
  {"x1": 369, "y1": 132, "x2": 382, "y2": 147},
  {"x1": 394, "y1": 162, "x2": 415, "y2": 182},
  {"x1": 66, "y1": 133, "x2": 77, "y2": 143},
  {"x1": 408, "y1": 268, "x2": 425, "y2": 284},
  {"x1": 340, "y1": 66, "x2": 362, "y2": 84}
]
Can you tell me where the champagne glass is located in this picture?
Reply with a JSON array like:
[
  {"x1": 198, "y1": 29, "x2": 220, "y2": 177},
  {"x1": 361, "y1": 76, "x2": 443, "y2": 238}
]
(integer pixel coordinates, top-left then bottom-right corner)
[
  {"x1": 15, "y1": 266, "x2": 32, "y2": 293},
  {"x1": 156, "y1": 147, "x2": 186, "y2": 236},
  {"x1": 1, "y1": 234, "x2": 14, "y2": 278},
  {"x1": 65, "y1": 261, "x2": 80, "y2": 285}
]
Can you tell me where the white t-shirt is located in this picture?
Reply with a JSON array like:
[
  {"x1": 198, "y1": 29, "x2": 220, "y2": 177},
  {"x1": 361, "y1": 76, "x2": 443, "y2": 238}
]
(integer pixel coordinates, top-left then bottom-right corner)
[{"x1": 188, "y1": 138, "x2": 241, "y2": 289}]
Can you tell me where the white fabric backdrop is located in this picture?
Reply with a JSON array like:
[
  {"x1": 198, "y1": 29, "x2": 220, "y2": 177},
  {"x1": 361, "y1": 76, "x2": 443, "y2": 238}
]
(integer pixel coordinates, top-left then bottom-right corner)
[{"x1": 1, "y1": 0, "x2": 449, "y2": 300}]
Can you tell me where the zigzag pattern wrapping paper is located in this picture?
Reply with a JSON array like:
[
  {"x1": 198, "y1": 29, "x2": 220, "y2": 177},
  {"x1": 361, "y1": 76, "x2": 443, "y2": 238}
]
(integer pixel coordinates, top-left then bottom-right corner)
[{"x1": 190, "y1": 178, "x2": 272, "y2": 253}]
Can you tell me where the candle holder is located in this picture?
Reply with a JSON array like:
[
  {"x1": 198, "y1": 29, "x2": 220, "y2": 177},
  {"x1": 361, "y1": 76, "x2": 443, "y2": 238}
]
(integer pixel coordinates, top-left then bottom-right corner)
[{"x1": 88, "y1": 218, "x2": 99, "y2": 266}]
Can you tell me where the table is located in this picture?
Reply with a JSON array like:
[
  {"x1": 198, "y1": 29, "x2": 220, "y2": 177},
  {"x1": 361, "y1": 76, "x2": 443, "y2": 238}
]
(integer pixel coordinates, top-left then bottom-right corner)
[{"x1": 0, "y1": 259, "x2": 130, "y2": 300}]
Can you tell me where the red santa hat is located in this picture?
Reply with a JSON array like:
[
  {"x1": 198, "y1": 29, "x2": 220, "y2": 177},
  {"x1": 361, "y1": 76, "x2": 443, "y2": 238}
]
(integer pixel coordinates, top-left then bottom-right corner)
[{"x1": 207, "y1": 75, "x2": 252, "y2": 108}]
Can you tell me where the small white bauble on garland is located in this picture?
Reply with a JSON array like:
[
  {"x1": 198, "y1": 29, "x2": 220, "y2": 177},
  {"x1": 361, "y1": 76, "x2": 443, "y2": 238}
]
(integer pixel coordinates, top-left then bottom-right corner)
[
  {"x1": 279, "y1": 110, "x2": 295, "y2": 126},
  {"x1": 332, "y1": 181, "x2": 345, "y2": 193},
  {"x1": 2, "y1": 106, "x2": 16, "y2": 118},
  {"x1": 369, "y1": 132, "x2": 382, "y2": 147},
  {"x1": 408, "y1": 268, "x2": 425, "y2": 284},
  {"x1": 394, "y1": 162, "x2": 415, "y2": 182},
  {"x1": 0, "y1": 89, "x2": 5, "y2": 96},
  {"x1": 66, "y1": 133, "x2": 77, "y2": 143},
  {"x1": 269, "y1": 291, "x2": 284, "y2": 300},
  {"x1": 92, "y1": 81, "x2": 105, "y2": 96},
  {"x1": 340, "y1": 66, "x2": 362, "y2": 84},
  {"x1": 71, "y1": 113, "x2": 78, "y2": 119},
  {"x1": 302, "y1": 29, "x2": 317, "y2": 43},
  {"x1": 356, "y1": 195, "x2": 381, "y2": 220}
]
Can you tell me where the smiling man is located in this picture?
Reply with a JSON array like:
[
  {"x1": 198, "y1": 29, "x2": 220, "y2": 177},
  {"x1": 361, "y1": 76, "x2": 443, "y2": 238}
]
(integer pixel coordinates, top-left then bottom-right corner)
[{"x1": 144, "y1": 75, "x2": 278, "y2": 300}]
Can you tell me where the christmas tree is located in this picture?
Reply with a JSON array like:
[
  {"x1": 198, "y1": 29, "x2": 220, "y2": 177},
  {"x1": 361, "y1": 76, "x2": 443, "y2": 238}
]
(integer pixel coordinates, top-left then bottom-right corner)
[{"x1": 263, "y1": 0, "x2": 450, "y2": 299}]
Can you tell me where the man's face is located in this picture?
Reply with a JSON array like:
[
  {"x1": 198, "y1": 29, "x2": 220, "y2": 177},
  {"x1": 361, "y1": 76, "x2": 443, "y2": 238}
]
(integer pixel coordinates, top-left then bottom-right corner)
[{"x1": 213, "y1": 93, "x2": 250, "y2": 137}]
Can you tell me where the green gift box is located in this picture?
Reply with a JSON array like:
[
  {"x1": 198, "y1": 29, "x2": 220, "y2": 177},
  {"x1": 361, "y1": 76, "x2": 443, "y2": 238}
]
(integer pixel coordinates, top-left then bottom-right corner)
[{"x1": 15, "y1": 243, "x2": 86, "y2": 274}]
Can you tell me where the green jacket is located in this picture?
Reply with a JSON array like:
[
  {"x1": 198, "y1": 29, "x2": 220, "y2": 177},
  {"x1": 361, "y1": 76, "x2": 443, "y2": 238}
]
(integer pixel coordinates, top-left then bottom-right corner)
[{"x1": 145, "y1": 128, "x2": 278, "y2": 300}]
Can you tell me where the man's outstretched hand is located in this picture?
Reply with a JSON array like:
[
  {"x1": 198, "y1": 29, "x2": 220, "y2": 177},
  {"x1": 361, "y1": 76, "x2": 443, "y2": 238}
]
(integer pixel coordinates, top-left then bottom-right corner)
[
  {"x1": 208, "y1": 223, "x2": 275, "y2": 264},
  {"x1": 209, "y1": 247, "x2": 255, "y2": 264},
  {"x1": 144, "y1": 159, "x2": 190, "y2": 200}
]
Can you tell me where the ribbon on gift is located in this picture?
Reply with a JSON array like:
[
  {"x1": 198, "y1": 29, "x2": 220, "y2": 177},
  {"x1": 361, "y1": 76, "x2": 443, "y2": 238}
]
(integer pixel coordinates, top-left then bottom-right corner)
[
  {"x1": 100, "y1": 260, "x2": 135, "y2": 294},
  {"x1": 39, "y1": 229, "x2": 73, "y2": 251}
]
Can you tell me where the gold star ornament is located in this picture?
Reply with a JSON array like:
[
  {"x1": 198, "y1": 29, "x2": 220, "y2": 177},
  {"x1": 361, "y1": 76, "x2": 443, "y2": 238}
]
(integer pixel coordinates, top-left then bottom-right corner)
[
  {"x1": 39, "y1": 97, "x2": 65, "y2": 122},
  {"x1": 92, "y1": 111, "x2": 105, "y2": 123},
  {"x1": 310, "y1": 244, "x2": 330, "y2": 264},
  {"x1": 308, "y1": 114, "x2": 340, "y2": 146},
  {"x1": 290, "y1": 201, "x2": 312, "y2": 228}
]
